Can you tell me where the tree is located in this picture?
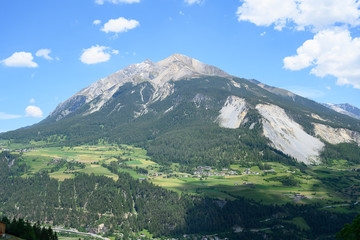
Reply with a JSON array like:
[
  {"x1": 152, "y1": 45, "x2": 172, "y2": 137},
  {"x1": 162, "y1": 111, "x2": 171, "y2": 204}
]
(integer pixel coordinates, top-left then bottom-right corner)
[{"x1": 337, "y1": 214, "x2": 360, "y2": 240}]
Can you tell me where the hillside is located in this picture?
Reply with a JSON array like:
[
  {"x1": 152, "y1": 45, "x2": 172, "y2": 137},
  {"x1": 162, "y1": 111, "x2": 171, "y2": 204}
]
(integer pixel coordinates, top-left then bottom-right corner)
[
  {"x1": 2, "y1": 54, "x2": 360, "y2": 167},
  {"x1": 1, "y1": 151, "x2": 358, "y2": 239},
  {"x1": 2, "y1": 52, "x2": 360, "y2": 237}
]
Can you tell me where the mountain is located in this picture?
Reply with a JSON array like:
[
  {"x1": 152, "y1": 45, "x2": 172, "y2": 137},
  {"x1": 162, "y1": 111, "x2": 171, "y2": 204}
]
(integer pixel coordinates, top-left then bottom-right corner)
[
  {"x1": 49, "y1": 53, "x2": 229, "y2": 121},
  {"x1": 323, "y1": 103, "x2": 360, "y2": 120},
  {"x1": 2, "y1": 54, "x2": 360, "y2": 166}
]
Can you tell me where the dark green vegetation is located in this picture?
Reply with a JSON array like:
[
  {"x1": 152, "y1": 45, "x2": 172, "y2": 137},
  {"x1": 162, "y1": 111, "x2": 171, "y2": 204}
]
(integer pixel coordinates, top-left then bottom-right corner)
[
  {"x1": 1, "y1": 76, "x2": 360, "y2": 239},
  {"x1": 337, "y1": 214, "x2": 360, "y2": 240},
  {"x1": 322, "y1": 142, "x2": 360, "y2": 164},
  {"x1": 2, "y1": 77, "x2": 360, "y2": 169},
  {"x1": 1, "y1": 152, "x2": 359, "y2": 239},
  {"x1": 0, "y1": 216, "x2": 57, "y2": 240}
]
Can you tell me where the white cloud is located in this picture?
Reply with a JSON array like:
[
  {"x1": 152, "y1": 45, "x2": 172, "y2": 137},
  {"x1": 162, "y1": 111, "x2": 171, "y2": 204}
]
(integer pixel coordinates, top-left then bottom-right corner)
[
  {"x1": 184, "y1": 0, "x2": 202, "y2": 5},
  {"x1": 36, "y1": 49, "x2": 53, "y2": 60},
  {"x1": 112, "y1": 49, "x2": 119, "y2": 55},
  {"x1": 260, "y1": 31, "x2": 266, "y2": 36},
  {"x1": 93, "y1": 19, "x2": 102, "y2": 25},
  {"x1": 101, "y1": 17, "x2": 139, "y2": 34},
  {"x1": 30, "y1": 98, "x2": 35, "y2": 103},
  {"x1": 237, "y1": 0, "x2": 360, "y2": 31},
  {"x1": 284, "y1": 28, "x2": 360, "y2": 89},
  {"x1": 80, "y1": 45, "x2": 118, "y2": 64},
  {"x1": 25, "y1": 105, "x2": 43, "y2": 118},
  {"x1": 95, "y1": 0, "x2": 140, "y2": 5},
  {"x1": 0, "y1": 112, "x2": 21, "y2": 120},
  {"x1": 1, "y1": 52, "x2": 38, "y2": 68},
  {"x1": 238, "y1": 0, "x2": 360, "y2": 90}
]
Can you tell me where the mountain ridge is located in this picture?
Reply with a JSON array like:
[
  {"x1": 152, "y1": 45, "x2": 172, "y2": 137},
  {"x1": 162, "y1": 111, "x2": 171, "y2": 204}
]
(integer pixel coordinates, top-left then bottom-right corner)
[
  {"x1": 2, "y1": 54, "x2": 360, "y2": 166},
  {"x1": 49, "y1": 53, "x2": 230, "y2": 121},
  {"x1": 323, "y1": 103, "x2": 360, "y2": 120}
]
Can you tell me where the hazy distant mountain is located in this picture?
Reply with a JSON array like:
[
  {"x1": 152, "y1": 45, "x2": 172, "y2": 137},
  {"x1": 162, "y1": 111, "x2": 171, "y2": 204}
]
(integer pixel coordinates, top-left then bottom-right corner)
[
  {"x1": 2, "y1": 54, "x2": 360, "y2": 165},
  {"x1": 323, "y1": 103, "x2": 360, "y2": 120}
]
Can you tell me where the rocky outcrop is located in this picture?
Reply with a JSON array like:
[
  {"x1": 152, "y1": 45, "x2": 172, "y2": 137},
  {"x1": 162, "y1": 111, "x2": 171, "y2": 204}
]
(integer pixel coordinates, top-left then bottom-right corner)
[
  {"x1": 256, "y1": 104, "x2": 324, "y2": 164},
  {"x1": 313, "y1": 123, "x2": 360, "y2": 145},
  {"x1": 49, "y1": 54, "x2": 230, "y2": 121},
  {"x1": 217, "y1": 96, "x2": 247, "y2": 129}
]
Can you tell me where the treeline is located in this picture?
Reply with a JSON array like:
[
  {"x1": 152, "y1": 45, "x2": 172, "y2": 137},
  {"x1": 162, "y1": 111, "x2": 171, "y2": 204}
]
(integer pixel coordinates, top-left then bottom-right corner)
[
  {"x1": 146, "y1": 125, "x2": 296, "y2": 168},
  {"x1": 337, "y1": 214, "x2": 360, "y2": 240},
  {"x1": 0, "y1": 153, "x2": 356, "y2": 239},
  {"x1": 1, "y1": 217, "x2": 57, "y2": 240},
  {"x1": 2, "y1": 76, "x2": 360, "y2": 170},
  {"x1": 321, "y1": 142, "x2": 360, "y2": 164}
]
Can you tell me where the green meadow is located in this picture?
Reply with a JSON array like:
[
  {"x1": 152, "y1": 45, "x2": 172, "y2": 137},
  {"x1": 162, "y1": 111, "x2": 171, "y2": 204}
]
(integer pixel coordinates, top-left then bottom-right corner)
[
  {"x1": 5, "y1": 143, "x2": 153, "y2": 181},
  {"x1": 3, "y1": 141, "x2": 360, "y2": 206}
]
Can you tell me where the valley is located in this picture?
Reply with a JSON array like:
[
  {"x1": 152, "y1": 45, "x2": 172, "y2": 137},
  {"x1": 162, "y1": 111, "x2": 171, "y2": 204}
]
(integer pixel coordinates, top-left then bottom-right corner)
[
  {"x1": 2, "y1": 140, "x2": 359, "y2": 207},
  {"x1": 1, "y1": 54, "x2": 360, "y2": 239},
  {"x1": 1, "y1": 140, "x2": 360, "y2": 239}
]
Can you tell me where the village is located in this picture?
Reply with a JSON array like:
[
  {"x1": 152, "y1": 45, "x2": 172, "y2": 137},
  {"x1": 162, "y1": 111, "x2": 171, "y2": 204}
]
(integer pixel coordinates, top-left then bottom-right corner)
[
  {"x1": 192, "y1": 166, "x2": 239, "y2": 177},
  {"x1": 0, "y1": 143, "x2": 33, "y2": 153}
]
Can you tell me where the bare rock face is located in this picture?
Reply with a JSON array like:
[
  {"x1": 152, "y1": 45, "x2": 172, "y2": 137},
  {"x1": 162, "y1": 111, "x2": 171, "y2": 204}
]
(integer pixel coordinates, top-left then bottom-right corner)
[
  {"x1": 313, "y1": 123, "x2": 360, "y2": 145},
  {"x1": 256, "y1": 104, "x2": 324, "y2": 164},
  {"x1": 217, "y1": 96, "x2": 247, "y2": 129},
  {"x1": 50, "y1": 54, "x2": 230, "y2": 121}
]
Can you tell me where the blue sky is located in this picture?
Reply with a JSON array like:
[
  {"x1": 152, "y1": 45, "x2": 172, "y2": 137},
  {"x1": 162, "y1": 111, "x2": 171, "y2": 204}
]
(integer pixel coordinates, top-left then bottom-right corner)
[{"x1": 1, "y1": 0, "x2": 360, "y2": 132}]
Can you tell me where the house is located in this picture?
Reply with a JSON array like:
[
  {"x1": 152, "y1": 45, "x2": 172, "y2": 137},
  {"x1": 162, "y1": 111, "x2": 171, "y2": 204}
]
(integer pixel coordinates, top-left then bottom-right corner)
[
  {"x1": 0, "y1": 221, "x2": 5, "y2": 236},
  {"x1": 243, "y1": 182, "x2": 255, "y2": 185},
  {"x1": 244, "y1": 168, "x2": 251, "y2": 174}
]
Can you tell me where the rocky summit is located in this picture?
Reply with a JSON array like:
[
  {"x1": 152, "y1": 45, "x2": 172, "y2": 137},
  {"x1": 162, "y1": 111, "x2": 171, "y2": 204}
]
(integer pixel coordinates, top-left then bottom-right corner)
[{"x1": 3, "y1": 54, "x2": 360, "y2": 165}]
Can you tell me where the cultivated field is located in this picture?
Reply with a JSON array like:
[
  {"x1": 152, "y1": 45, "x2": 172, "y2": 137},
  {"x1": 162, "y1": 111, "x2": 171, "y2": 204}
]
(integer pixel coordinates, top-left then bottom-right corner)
[{"x1": 3, "y1": 141, "x2": 360, "y2": 206}]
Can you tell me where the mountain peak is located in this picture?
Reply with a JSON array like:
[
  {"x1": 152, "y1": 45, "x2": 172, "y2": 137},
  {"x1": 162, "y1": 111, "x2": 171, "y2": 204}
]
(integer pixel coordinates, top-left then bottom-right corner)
[
  {"x1": 163, "y1": 53, "x2": 192, "y2": 62},
  {"x1": 158, "y1": 53, "x2": 199, "y2": 66},
  {"x1": 49, "y1": 54, "x2": 230, "y2": 120},
  {"x1": 156, "y1": 53, "x2": 229, "y2": 79}
]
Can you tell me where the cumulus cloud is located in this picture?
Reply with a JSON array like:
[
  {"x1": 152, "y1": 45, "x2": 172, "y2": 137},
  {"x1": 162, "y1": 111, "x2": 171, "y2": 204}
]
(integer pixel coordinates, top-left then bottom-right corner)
[
  {"x1": 95, "y1": 0, "x2": 140, "y2": 5},
  {"x1": 237, "y1": 0, "x2": 360, "y2": 90},
  {"x1": 101, "y1": 17, "x2": 139, "y2": 34},
  {"x1": 25, "y1": 105, "x2": 43, "y2": 118},
  {"x1": 284, "y1": 28, "x2": 360, "y2": 89},
  {"x1": 237, "y1": 0, "x2": 360, "y2": 31},
  {"x1": 80, "y1": 45, "x2": 118, "y2": 64},
  {"x1": 36, "y1": 49, "x2": 53, "y2": 60},
  {"x1": 184, "y1": 0, "x2": 202, "y2": 5},
  {"x1": 1, "y1": 52, "x2": 38, "y2": 68},
  {"x1": 0, "y1": 112, "x2": 21, "y2": 120},
  {"x1": 93, "y1": 19, "x2": 102, "y2": 25}
]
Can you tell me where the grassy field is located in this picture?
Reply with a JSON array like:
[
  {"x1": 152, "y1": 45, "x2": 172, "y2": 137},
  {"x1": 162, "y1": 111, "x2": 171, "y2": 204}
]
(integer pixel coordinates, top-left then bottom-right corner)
[
  {"x1": 6, "y1": 143, "x2": 154, "y2": 181},
  {"x1": 3, "y1": 141, "x2": 360, "y2": 206},
  {"x1": 148, "y1": 160, "x2": 353, "y2": 204}
]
